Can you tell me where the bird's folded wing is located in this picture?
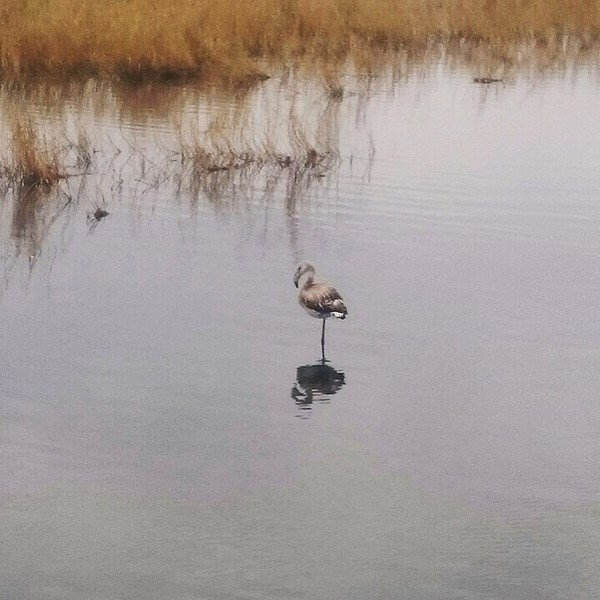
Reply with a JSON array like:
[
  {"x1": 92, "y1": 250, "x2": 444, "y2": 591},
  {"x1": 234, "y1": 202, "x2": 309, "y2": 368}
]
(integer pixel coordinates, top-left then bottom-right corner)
[{"x1": 302, "y1": 285, "x2": 347, "y2": 316}]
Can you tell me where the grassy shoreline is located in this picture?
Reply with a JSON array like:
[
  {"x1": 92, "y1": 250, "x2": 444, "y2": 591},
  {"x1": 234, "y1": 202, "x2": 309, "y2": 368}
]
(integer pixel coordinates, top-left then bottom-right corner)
[{"x1": 1, "y1": 0, "x2": 600, "y2": 83}]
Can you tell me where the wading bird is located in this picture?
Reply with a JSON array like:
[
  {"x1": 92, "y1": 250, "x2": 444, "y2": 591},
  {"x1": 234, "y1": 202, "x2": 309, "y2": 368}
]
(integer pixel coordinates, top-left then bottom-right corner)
[{"x1": 293, "y1": 262, "x2": 347, "y2": 361}]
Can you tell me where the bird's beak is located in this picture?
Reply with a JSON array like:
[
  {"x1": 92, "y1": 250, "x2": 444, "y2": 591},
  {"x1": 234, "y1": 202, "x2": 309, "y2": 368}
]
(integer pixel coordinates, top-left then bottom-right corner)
[{"x1": 294, "y1": 280, "x2": 299, "y2": 288}]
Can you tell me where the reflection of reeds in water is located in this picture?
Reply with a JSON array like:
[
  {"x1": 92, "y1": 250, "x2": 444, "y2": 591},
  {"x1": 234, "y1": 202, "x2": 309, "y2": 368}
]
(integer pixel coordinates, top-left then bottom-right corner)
[
  {"x1": 180, "y1": 123, "x2": 336, "y2": 177},
  {"x1": 0, "y1": 76, "x2": 349, "y2": 287},
  {"x1": 2, "y1": 183, "x2": 77, "y2": 289},
  {"x1": 177, "y1": 94, "x2": 340, "y2": 207},
  {"x1": 1, "y1": 0, "x2": 599, "y2": 82},
  {"x1": 0, "y1": 75, "x2": 344, "y2": 203}
]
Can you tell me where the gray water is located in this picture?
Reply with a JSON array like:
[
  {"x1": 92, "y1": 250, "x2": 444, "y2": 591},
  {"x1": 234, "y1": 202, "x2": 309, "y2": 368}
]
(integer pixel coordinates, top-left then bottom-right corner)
[{"x1": 2, "y1": 64, "x2": 600, "y2": 599}]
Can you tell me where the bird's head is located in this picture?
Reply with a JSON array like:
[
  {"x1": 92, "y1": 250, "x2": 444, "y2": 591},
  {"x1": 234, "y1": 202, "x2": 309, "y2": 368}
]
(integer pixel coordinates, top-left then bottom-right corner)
[{"x1": 293, "y1": 261, "x2": 315, "y2": 288}]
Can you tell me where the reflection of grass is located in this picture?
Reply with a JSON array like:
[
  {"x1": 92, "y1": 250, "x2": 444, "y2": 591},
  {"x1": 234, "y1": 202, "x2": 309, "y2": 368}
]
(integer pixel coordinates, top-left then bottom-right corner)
[
  {"x1": 179, "y1": 120, "x2": 335, "y2": 176},
  {"x1": 176, "y1": 100, "x2": 339, "y2": 206},
  {"x1": 0, "y1": 74, "x2": 342, "y2": 194},
  {"x1": 1, "y1": 0, "x2": 599, "y2": 82}
]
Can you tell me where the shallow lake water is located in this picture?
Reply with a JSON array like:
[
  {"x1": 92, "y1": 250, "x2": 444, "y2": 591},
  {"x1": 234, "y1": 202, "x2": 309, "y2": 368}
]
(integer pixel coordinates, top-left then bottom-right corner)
[{"x1": 2, "y1": 62, "x2": 600, "y2": 599}]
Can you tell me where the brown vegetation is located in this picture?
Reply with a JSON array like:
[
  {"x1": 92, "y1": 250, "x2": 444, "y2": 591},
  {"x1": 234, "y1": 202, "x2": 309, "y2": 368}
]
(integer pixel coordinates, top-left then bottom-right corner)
[
  {"x1": 1, "y1": 0, "x2": 599, "y2": 83},
  {"x1": 5, "y1": 118, "x2": 63, "y2": 187}
]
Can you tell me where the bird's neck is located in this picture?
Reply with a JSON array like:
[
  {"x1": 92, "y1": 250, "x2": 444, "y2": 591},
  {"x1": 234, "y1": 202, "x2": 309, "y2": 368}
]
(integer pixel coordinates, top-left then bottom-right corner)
[{"x1": 301, "y1": 273, "x2": 315, "y2": 288}]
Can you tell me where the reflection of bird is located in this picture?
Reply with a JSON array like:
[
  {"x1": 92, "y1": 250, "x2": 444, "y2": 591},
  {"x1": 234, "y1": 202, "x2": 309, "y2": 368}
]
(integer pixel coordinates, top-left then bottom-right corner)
[
  {"x1": 293, "y1": 262, "x2": 347, "y2": 361},
  {"x1": 291, "y1": 362, "x2": 346, "y2": 411}
]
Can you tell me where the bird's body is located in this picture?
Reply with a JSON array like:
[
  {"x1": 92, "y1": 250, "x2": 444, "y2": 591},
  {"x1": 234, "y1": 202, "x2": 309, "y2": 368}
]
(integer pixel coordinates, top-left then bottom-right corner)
[
  {"x1": 298, "y1": 282, "x2": 347, "y2": 320},
  {"x1": 293, "y1": 262, "x2": 347, "y2": 360}
]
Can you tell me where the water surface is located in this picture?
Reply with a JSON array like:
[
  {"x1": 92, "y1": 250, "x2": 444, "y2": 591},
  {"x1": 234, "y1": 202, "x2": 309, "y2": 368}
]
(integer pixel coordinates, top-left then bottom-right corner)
[{"x1": 1, "y1": 64, "x2": 600, "y2": 599}]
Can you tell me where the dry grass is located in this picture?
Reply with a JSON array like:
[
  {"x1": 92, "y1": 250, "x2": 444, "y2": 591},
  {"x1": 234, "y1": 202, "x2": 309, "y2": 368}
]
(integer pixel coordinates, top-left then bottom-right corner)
[
  {"x1": 1, "y1": 0, "x2": 599, "y2": 83},
  {"x1": 5, "y1": 118, "x2": 63, "y2": 187},
  {"x1": 0, "y1": 110, "x2": 95, "y2": 188}
]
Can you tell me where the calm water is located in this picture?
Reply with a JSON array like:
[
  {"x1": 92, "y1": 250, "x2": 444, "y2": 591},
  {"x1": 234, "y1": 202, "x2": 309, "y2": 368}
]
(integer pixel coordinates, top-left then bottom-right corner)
[{"x1": 2, "y1": 63, "x2": 600, "y2": 599}]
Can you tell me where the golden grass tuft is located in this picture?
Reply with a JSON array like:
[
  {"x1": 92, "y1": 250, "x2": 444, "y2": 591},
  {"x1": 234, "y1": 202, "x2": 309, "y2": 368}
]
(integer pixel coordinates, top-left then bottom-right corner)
[
  {"x1": 6, "y1": 118, "x2": 63, "y2": 187},
  {"x1": 0, "y1": 0, "x2": 599, "y2": 82}
]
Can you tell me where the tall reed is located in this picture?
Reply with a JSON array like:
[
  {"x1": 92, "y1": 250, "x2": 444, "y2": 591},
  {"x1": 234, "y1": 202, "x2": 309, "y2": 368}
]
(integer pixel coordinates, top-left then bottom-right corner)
[{"x1": 1, "y1": 0, "x2": 599, "y2": 82}]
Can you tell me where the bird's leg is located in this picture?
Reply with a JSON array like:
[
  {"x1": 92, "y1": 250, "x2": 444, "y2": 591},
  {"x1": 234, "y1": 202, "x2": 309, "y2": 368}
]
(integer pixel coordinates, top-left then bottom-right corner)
[{"x1": 321, "y1": 318, "x2": 326, "y2": 362}]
